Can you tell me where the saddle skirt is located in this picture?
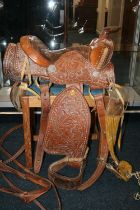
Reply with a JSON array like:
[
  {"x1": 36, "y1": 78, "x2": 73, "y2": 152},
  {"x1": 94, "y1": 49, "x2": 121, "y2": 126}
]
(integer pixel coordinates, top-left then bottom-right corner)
[
  {"x1": 44, "y1": 86, "x2": 91, "y2": 158},
  {"x1": 3, "y1": 42, "x2": 48, "y2": 82}
]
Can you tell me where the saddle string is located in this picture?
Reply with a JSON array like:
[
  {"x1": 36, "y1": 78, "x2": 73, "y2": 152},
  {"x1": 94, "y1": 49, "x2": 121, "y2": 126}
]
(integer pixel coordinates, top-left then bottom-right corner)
[
  {"x1": 20, "y1": 56, "x2": 40, "y2": 94},
  {"x1": 19, "y1": 55, "x2": 40, "y2": 96},
  {"x1": 113, "y1": 84, "x2": 129, "y2": 150},
  {"x1": 89, "y1": 83, "x2": 130, "y2": 178},
  {"x1": 20, "y1": 55, "x2": 31, "y2": 85},
  {"x1": 19, "y1": 82, "x2": 40, "y2": 97},
  {"x1": 95, "y1": 85, "x2": 134, "y2": 182},
  {"x1": 102, "y1": 102, "x2": 138, "y2": 192},
  {"x1": 106, "y1": 84, "x2": 126, "y2": 151},
  {"x1": 34, "y1": 77, "x2": 40, "y2": 88}
]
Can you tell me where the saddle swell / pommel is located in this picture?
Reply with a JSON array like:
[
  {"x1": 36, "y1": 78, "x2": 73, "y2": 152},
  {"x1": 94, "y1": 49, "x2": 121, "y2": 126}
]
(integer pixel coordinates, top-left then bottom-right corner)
[
  {"x1": 89, "y1": 27, "x2": 120, "y2": 70},
  {"x1": 89, "y1": 38, "x2": 114, "y2": 71},
  {"x1": 89, "y1": 26, "x2": 121, "y2": 70}
]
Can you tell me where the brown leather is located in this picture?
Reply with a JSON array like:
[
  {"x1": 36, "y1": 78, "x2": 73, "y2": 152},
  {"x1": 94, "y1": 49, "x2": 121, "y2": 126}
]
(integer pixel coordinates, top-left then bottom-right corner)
[
  {"x1": 20, "y1": 35, "x2": 90, "y2": 66},
  {"x1": 19, "y1": 27, "x2": 117, "y2": 70},
  {"x1": 44, "y1": 85, "x2": 90, "y2": 157},
  {"x1": 3, "y1": 42, "x2": 49, "y2": 82},
  {"x1": 20, "y1": 35, "x2": 51, "y2": 68},
  {"x1": 33, "y1": 85, "x2": 110, "y2": 190},
  {"x1": 99, "y1": 26, "x2": 121, "y2": 39},
  {"x1": 88, "y1": 27, "x2": 122, "y2": 71},
  {"x1": 47, "y1": 94, "x2": 109, "y2": 191},
  {"x1": 10, "y1": 82, "x2": 25, "y2": 111},
  {"x1": 33, "y1": 84, "x2": 90, "y2": 189},
  {"x1": 43, "y1": 85, "x2": 91, "y2": 189},
  {"x1": 34, "y1": 84, "x2": 50, "y2": 173},
  {"x1": 2, "y1": 28, "x2": 121, "y2": 192},
  {"x1": 0, "y1": 125, "x2": 61, "y2": 210},
  {"x1": 19, "y1": 29, "x2": 115, "y2": 70},
  {"x1": 47, "y1": 51, "x2": 115, "y2": 89},
  {"x1": 3, "y1": 28, "x2": 115, "y2": 89},
  {"x1": 89, "y1": 38, "x2": 113, "y2": 70},
  {"x1": 78, "y1": 94, "x2": 108, "y2": 190},
  {"x1": 48, "y1": 158, "x2": 86, "y2": 190}
]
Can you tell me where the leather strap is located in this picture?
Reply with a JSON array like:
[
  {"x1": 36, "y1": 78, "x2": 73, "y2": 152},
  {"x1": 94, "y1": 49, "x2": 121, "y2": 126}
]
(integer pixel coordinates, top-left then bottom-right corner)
[
  {"x1": 0, "y1": 173, "x2": 46, "y2": 210},
  {"x1": 34, "y1": 84, "x2": 50, "y2": 173},
  {"x1": 78, "y1": 94, "x2": 109, "y2": 190},
  {"x1": 0, "y1": 125, "x2": 61, "y2": 210},
  {"x1": 48, "y1": 154, "x2": 87, "y2": 190}
]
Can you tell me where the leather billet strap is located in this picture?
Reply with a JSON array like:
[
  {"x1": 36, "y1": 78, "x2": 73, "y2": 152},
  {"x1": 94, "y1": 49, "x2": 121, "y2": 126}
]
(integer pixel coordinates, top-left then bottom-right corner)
[
  {"x1": 0, "y1": 125, "x2": 61, "y2": 210},
  {"x1": 78, "y1": 94, "x2": 109, "y2": 191},
  {"x1": 34, "y1": 84, "x2": 50, "y2": 173}
]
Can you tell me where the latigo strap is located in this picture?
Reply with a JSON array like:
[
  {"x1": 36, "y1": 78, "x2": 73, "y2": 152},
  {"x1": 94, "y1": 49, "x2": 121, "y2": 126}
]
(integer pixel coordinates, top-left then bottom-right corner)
[
  {"x1": 78, "y1": 94, "x2": 109, "y2": 190},
  {"x1": 34, "y1": 84, "x2": 50, "y2": 173}
]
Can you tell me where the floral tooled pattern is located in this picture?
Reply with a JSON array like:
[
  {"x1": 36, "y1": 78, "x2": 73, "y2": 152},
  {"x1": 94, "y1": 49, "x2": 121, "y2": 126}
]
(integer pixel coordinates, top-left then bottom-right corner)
[
  {"x1": 3, "y1": 43, "x2": 48, "y2": 82},
  {"x1": 90, "y1": 38, "x2": 114, "y2": 70},
  {"x1": 3, "y1": 43, "x2": 16, "y2": 81},
  {"x1": 48, "y1": 51, "x2": 92, "y2": 84},
  {"x1": 44, "y1": 86, "x2": 91, "y2": 158},
  {"x1": 48, "y1": 51, "x2": 115, "y2": 89},
  {"x1": 14, "y1": 44, "x2": 48, "y2": 80}
]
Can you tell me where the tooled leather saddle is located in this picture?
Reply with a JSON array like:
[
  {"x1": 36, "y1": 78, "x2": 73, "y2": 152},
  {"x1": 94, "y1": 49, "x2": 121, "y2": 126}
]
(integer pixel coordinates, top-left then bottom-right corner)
[{"x1": 3, "y1": 27, "x2": 131, "y2": 192}]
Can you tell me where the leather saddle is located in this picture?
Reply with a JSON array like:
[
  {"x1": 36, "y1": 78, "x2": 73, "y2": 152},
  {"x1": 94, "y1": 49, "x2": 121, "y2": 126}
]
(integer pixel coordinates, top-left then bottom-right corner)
[
  {"x1": 3, "y1": 27, "x2": 116, "y2": 87},
  {"x1": 3, "y1": 26, "x2": 128, "y2": 191}
]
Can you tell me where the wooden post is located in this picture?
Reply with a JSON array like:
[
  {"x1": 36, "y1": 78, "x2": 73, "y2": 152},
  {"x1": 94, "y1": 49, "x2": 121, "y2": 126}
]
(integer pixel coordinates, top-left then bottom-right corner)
[{"x1": 21, "y1": 96, "x2": 32, "y2": 168}]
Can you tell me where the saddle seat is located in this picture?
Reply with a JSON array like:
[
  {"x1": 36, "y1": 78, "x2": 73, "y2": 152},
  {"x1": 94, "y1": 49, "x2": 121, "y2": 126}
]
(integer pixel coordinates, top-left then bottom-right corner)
[
  {"x1": 20, "y1": 35, "x2": 90, "y2": 67},
  {"x1": 20, "y1": 26, "x2": 116, "y2": 70},
  {"x1": 19, "y1": 32, "x2": 115, "y2": 89},
  {"x1": 3, "y1": 27, "x2": 119, "y2": 89}
]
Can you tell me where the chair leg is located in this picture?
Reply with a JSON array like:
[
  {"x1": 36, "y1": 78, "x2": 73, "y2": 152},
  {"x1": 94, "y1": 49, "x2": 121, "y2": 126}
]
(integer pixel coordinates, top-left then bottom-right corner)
[{"x1": 21, "y1": 96, "x2": 32, "y2": 168}]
